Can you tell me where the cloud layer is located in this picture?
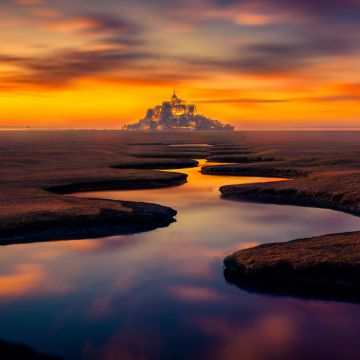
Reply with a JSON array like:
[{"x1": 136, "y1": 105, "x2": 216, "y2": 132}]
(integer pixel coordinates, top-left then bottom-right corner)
[{"x1": 0, "y1": 0, "x2": 359, "y2": 127}]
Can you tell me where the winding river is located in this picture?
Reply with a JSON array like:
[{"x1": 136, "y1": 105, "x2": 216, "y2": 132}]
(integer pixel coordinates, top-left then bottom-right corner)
[{"x1": 1, "y1": 159, "x2": 360, "y2": 359}]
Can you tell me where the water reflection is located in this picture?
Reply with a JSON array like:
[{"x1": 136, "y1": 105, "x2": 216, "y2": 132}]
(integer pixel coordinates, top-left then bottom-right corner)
[
  {"x1": 77, "y1": 160, "x2": 283, "y2": 210},
  {"x1": 0, "y1": 160, "x2": 359, "y2": 359}
]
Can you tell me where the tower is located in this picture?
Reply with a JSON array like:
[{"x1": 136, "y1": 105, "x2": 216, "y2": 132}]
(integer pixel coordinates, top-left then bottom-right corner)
[{"x1": 171, "y1": 89, "x2": 178, "y2": 105}]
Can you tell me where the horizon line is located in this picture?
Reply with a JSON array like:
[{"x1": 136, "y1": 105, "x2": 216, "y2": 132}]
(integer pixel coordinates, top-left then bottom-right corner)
[{"x1": 1, "y1": 126, "x2": 360, "y2": 132}]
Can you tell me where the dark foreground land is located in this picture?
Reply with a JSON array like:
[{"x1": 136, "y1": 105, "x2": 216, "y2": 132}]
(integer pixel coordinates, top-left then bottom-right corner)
[
  {"x1": 0, "y1": 339, "x2": 61, "y2": 360},
  {"x1": 0, "y1": 130, "x2": 360, "y2": 300},
  {"x1": 224, "y1": 232, "x2": 360, "y2": 302}
]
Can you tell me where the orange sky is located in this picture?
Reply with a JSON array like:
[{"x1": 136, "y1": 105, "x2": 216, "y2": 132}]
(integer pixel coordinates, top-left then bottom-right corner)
[{"x1": 0, "y1": 0, "x2": 359, "y2": 129}]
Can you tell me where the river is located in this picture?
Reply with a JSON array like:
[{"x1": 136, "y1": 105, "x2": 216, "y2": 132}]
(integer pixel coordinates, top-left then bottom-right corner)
[{"x1": 0, "y1": 160, "x2": 360, "y2": 359}]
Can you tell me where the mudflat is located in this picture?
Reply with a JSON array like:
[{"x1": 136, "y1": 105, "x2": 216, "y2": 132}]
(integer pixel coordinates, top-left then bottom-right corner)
[
  {"x1": 0, "y1": 130, "x2": 238, "y2": 244},
  {"x1": 1, "y1": 130, "x2": 360, "y2": 300}
]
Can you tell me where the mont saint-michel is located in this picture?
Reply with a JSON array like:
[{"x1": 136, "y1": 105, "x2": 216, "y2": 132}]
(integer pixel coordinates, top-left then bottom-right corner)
[{"x1": 125, "y1": 91, "x2": 234, "y2": 131}]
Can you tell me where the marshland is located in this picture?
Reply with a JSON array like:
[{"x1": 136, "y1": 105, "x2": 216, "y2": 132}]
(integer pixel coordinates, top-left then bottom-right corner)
[{"x1": 0, "y1": 131, "x2": 359, "y2": 359}]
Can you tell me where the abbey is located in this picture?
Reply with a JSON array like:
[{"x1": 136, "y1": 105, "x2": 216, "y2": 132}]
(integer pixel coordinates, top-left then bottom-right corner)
[{"x1": 125, "y1": 91, "x2": 234, "y2": 131}]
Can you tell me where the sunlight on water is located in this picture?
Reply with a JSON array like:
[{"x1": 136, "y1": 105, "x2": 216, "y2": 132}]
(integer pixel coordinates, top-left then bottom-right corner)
[
  {"x1": 77, "y1": 160, "x2": 285, "y2": 209},
  {"x1": 0, "y1": 160, "x2": 360, "y2": 359}
]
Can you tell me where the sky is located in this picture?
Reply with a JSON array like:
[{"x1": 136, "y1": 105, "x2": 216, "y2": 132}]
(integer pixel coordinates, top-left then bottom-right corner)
[{"x1": 0, "y1": 0, "x2": 359, "y2": 130}]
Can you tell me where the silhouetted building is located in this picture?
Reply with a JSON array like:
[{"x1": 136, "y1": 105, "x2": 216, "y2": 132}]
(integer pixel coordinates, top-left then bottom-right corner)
[{"x1": 125, "y1": 91, "x2": 234, "y2": 131}]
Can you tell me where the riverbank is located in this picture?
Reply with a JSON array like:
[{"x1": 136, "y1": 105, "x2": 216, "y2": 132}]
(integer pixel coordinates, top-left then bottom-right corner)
[
  {"x1": 0, "y1": 187, "x2": 178, "y2": 245},
  {"x1": 1, "y1": 130, "x2": 359, "y2": 260},
  {"x1": 220, "y1": 172, "x2": 360, "y2": 216},
  {"x1": 1, "y1": 130, "x2": 360, "y2": 358},
  {"x1": 0, "y1": 131, "x2": 211, "y2": 245},
  {"x1": 203, "y1": 132, "x2": 360, "y2": 300},
  {"x1": 224, "y1": 231, "x2": 360, "y2": 302}
]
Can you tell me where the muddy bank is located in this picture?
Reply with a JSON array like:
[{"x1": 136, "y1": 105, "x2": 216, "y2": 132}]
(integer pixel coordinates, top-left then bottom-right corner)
[
  {"x1": 127, "y1": 152, "x2": 208, "y2": 159},
  {"x1": 220, "y1": 172, "x2": 360, "y2": 216},
  {"x1": 209, "y1": 132, "x2": 360, "y2": 301},
  {"x1": 111, "y1": 158, "x2": 199, "y2": 169},
  {"x1": 202, "y1": 164, "x2": 307, "y2": 178},
  {"x1": 1, "y1": 131, "x2": 210, "y2": 244},
  {"x1": 0, "y1": 188, "x2": 177, "y2": 245},
  {"x1": 0, "y1": 166, "x2": 188, "y2": 245},
  {"x1": 46, "y1": 170, "x2": 187, "y2": 194},
  {"x1": 1, "y1": 130, "x2": 359, "y2": 250},
  {"x1": 206, "y1": 155, "x2": 281, "y2": 163},
  {"x1": 224, "y1": 231, "x2": 360, "y2": 302}
]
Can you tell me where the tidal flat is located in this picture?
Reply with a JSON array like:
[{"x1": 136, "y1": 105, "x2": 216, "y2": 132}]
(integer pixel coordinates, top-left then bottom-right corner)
[{"x1": 0, "y1": 130, "x2": 359, "y2": 359}]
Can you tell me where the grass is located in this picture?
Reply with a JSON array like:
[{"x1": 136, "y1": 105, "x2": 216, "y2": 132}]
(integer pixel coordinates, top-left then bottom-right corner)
[{"x1": 224, "y1": 231, "x2": 360, "y2": 302}]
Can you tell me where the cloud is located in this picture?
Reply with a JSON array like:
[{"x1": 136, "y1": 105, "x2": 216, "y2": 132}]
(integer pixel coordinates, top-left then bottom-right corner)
[
  {"x1": 148, "y1": 0, "x2": 359, "y2": 76},
  {"x1": 0, "y1": 263, "x2": 74, "y2": 299},
  {"x1": 0, "y1": 10, "x2": 151, "y2": 89},
  {"x1": 0, "y1": 48, "x2": 204, "y2": 89},
  {"x1": 200, "y1": 5, "x2": 289, "y2": 26},
  {"x1": 231, "y1": 37, "x2": 357, "y2": 73},
  {"x1": 166, "y1": 0, "x2": 360, "y2": 30},
  {"x1": 30, "y1": 7, "x2": 61, "y2": 18},
  {"x1": 0, "y1": 54, "x2": 26, "y2": 63},
  {"x1": 1, "y1": 0, "x2": 359, "y2": 92},
  {"x1": 211, "y1": 0, "x2": 360, "y2": 22},
  {"x1": 168, "y1": 285, "x2": 228, "y2": 302},
  {"x1": 15, "y1": 0, "x2": 46, "y2": 4},
  {"x1": 40, "y1": 13, "x2": 144, "y2": 60},
  {"x1": 0, "y1": 33, "x2": 357, "y2": 91},
  {"x1": 197, "y1": 98, "x2": 287, "y2": 104},
  {"x1": 197, "y1": 95, "x2": 360, "y2": 105},
  {"x1": 0, "y1": 264, "x2": 44, "y2": 297},
  {"x1": 175, "y1": 28, "x2": 358, "y2": 75},
  {"x1": 304, "y1": 95, "x2": 360, "y2": 102},
  {"x1": 0, "y1": 48, "x2": 150, "y2": 87},
  {"x1": 0, "y1": 45, "x2": 214, "y2": 91},
  {"x1": 45, "y1": 14, "x2": 139, "y2": 36}
]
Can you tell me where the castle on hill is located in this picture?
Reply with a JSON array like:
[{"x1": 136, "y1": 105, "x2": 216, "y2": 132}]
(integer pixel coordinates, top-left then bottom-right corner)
[{"x1": 125, "y1": 91, "x2": 234, "y2": 131}]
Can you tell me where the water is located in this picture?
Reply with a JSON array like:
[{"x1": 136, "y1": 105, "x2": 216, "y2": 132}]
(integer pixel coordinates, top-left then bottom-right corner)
[{"x1": 0, "y1": 160, "x2": 360, "y2": 359}]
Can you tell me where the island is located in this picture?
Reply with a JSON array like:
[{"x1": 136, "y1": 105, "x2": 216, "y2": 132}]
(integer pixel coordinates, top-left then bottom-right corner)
[{"x1": 124, "y1": 91, "x2": 234, "y2": 131}]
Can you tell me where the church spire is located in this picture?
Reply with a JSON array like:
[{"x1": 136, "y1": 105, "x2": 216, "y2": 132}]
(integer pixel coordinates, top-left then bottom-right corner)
[{"x1": 171, "y1": 88, "x2": 178, "y2": 104}]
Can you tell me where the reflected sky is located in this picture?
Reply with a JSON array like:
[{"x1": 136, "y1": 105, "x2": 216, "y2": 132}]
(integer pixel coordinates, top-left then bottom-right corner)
[{"x1": 0, "y1": 160, "x2": 360, "y2": 359}]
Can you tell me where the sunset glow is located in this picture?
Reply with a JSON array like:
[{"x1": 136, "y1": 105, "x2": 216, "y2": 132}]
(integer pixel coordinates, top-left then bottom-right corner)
[{"x1": 0, "y1": 0, "x2": 359, "y2": 129}]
